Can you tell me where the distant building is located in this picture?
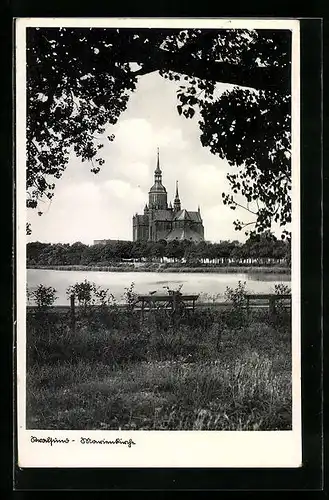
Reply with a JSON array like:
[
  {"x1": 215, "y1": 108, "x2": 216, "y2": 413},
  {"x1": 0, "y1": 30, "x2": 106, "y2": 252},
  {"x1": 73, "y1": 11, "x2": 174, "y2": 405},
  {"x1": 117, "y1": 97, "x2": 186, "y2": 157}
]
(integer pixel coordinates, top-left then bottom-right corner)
[
  {"x1": 93, "y1": 239, "x2": 122, "y2": 246},
  {"x1": 133, "y1": 149, "x2": 205, "y2": 242}
]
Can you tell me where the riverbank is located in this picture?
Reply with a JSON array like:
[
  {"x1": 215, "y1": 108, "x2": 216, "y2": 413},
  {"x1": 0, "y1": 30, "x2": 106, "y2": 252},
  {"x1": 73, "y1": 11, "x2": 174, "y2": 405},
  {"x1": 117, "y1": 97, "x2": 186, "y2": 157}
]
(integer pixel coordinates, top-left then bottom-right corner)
[{"x1": 27, "y1": 264, "x2": 291, "y2": 274}]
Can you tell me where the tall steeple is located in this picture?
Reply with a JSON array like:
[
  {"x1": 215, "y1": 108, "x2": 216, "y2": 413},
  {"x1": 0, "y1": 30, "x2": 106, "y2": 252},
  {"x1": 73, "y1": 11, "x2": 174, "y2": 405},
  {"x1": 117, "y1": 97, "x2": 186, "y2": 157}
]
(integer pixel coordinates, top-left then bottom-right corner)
[
  {"x1": 173, "y1": 180, "x2": 181, "y2": 212},
  {"x1": 148, "y1": 148, "x2": 167, "y2": 210},
  {"x1": 155, "y1": 147, "x2": 161, "y2": 174},
  {"x1": 153, "y1": 147, "x2": 163, "y2": 184}
]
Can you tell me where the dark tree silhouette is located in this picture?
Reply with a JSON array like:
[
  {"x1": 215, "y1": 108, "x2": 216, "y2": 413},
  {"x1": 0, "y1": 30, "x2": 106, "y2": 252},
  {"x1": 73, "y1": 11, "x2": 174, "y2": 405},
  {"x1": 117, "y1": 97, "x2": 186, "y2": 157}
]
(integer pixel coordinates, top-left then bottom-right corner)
[
  {"x1": 26, "y1": 27, "x2": 291, "y2": 236},
  {"x1": 27, "y1": 236, "x2": 290, "y2": 268}
]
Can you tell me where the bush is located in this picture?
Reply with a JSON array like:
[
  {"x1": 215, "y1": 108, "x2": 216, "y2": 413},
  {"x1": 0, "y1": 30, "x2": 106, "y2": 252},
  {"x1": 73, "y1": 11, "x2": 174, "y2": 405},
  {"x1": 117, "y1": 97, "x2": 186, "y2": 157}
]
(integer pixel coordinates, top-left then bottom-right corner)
[
  {"x1": 224, "y1": 281, "x2": 248, "y2": 329},
  {"x1": 65, "y1": 280, "x2": 118, "y2": 329},
  {"x1": 66, "y1": 280, "x2": 115, "y2": 308},
  {"x1": 122, "y1": 282, "x2": 137, "y2": 309},
  {"x1": 273, "y1": 283, "x2": 291, "y2": 295},
  {"x1": 29, "y1": 284, "x2": 58, "y2": 309},
  {"x1": 224, "y1": 280, "x2": 248, "y2": 306}
]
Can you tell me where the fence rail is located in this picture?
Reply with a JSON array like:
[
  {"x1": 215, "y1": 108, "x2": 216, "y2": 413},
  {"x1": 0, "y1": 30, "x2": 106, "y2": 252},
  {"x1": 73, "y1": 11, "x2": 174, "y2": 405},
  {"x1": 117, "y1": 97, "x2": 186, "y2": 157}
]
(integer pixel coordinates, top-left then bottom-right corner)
[
  {"x1": 245, "y1": 294, "x2": 291, "y2": 316},
  {"x1": 27, "y1": 293, "x2": 292, "y2": 317}
]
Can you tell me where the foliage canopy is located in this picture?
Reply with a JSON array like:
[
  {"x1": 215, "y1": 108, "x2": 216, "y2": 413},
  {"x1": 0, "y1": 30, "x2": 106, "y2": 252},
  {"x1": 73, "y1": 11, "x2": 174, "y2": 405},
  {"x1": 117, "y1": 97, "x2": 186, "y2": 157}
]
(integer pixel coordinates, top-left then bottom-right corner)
[{"x1": 27, "y1": 27, "x2": 291, "y2": 236}]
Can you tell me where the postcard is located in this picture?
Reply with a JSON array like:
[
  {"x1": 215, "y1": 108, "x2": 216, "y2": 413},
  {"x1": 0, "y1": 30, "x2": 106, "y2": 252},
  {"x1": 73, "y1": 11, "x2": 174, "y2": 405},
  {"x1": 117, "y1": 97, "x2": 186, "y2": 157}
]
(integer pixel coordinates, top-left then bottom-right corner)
[{"x1": 15, "y1": 17, "x2": 301, "y2": 468}]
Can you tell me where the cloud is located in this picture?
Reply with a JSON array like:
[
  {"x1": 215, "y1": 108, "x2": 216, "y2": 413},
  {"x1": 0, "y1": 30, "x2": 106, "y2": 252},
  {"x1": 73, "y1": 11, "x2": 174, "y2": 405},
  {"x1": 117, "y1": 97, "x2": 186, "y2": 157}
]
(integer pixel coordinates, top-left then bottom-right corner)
[
  {"x1": 184, "y1": 163, "x2": 230, "y2": 208},
  {"x1": 155, "y1": 127, "x2": 188, "y2": 150},
  {"x1": 109, "y1": 117, "x2": 189, "y2": 162},
  {"x1": 27, "y1": 72, "x2": 254, "y2": 245},
  {"x1": 103, "y1": 179, "x2": 145, "y2": 205},
  {"x1": 117, "y1": 161, "x2": 151, "y2": 188},
  {"x1": 203, "y1": 204, "x2": 242, "y2": 243},
  {"x1": 112, "y1": 118, "x2": 154, "y2": 158},
  {"x1": 27, "y1": 182, "x2": 102, "y2": 243},
  {"x1": 60, "y1": 181, "x2": 100, "y2": 202}
]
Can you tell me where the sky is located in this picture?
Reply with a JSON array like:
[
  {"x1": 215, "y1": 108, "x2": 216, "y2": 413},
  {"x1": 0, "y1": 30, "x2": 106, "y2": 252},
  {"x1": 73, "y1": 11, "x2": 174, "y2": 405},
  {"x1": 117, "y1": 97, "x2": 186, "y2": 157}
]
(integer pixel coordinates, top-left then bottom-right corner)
[{"x1": 27, "y1": 71, "x2": 267, "y2": 245}]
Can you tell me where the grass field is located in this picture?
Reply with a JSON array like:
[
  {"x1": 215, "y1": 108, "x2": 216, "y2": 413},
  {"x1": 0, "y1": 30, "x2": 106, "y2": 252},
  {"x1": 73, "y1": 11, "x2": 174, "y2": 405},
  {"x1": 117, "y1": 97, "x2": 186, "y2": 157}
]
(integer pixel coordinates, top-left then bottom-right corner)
[{"x1": 26, "y1": 305, "x2": 292, "y2": 431}]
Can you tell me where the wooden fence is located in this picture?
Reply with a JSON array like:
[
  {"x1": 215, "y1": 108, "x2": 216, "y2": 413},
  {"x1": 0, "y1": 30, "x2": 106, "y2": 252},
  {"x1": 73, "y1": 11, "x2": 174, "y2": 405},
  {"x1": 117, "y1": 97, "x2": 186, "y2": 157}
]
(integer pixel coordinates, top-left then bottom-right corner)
[
  {"x1": 27, "y1": 292, "x2": 291, "y2": 322},
  {"x1": 135, "y1": 293, "x2": 199, "y2": 321},
  {"x1": 245, "y1": 294, "x2": 291, "y2": 316}
]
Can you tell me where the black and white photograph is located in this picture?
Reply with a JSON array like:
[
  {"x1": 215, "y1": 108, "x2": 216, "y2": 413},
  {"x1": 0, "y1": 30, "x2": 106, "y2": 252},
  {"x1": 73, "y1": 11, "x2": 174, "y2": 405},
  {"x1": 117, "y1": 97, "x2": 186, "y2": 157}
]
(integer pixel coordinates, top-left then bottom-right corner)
[{"x1": 16, "y1": 18, "x2": 301, "y2": 468}]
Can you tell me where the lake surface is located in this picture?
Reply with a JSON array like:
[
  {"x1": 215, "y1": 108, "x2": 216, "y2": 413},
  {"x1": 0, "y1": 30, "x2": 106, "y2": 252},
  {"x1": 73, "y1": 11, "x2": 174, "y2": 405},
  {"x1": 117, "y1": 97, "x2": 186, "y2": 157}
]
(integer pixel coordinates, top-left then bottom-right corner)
[{"x1": 27, "y1": 269, "x2": 291, "y2": 306}]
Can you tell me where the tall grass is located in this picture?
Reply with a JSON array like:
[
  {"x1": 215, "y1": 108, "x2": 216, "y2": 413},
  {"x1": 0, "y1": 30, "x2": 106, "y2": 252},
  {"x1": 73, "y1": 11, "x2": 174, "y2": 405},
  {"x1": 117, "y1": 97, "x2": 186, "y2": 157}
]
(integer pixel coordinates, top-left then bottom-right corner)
[{"x1": 26, "y1": 303, "x2": 292, "y2": 431}]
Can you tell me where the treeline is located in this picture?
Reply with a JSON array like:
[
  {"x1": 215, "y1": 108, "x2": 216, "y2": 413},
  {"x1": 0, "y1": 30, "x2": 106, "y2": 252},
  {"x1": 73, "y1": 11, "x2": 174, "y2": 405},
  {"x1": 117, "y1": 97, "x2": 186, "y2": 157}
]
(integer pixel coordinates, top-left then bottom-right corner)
[{"x1": 27, "y1": 232, "x2": 290, "y2": 267}]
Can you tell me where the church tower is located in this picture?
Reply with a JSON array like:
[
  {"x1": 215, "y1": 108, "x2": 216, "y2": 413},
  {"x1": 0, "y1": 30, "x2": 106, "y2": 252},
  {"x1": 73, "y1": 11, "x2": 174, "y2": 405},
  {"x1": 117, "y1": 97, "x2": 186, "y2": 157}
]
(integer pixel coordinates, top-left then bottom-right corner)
[
  {"x1": 173, "y1": 181, "x2": 181, "y2": 212},
  {"x1": 148, "y1": 148, "x2": 168, "y2": 210},
  {"x1": 133, "y1": 149, "x2": 204, "y2": 243}
]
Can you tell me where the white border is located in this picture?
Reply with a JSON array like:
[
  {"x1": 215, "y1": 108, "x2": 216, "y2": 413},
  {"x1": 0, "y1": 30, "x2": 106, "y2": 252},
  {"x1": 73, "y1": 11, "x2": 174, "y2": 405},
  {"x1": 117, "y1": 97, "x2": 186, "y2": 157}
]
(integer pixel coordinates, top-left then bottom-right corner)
[{"x1": 16, "y1": 17, "x2": 301, "y2": 468}]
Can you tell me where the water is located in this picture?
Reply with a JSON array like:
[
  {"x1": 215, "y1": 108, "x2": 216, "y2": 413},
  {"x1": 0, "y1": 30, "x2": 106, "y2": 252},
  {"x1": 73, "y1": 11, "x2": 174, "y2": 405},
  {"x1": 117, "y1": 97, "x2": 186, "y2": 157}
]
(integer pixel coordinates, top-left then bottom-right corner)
[{"x1": 27, "y1": 269, "x2": 291, "y2": 306}]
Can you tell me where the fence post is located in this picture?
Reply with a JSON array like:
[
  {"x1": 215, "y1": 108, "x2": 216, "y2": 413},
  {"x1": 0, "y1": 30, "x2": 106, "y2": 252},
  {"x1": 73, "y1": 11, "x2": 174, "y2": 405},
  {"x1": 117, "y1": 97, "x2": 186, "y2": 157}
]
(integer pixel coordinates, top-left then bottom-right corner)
[
  {"x1": 141, "y1": 298, "x2": 145, "y2": 322},
  {"x1": 269, "y1": 296, "x2": 276, "y2": 316},
  {"x1": 70, "y1": 294, "x2": 76, "y2": 332},
  {"x1": 172, "y1": 293, "x2": 179, "y2": 327}
]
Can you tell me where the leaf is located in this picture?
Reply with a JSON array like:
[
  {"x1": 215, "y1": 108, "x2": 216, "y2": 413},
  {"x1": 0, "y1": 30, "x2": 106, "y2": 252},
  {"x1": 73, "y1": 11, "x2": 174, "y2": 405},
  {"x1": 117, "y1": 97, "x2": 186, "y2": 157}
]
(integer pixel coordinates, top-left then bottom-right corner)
[{"x1": 188, "y1": 107, "x2": 195, "y2": 118}]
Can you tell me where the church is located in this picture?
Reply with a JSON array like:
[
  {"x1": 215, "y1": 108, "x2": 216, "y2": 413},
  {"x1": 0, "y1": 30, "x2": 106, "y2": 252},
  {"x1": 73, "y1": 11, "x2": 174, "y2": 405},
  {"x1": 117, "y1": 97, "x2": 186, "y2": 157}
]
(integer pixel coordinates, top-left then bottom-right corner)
[{"x1": 133, "y1": 150, "x2": 205, "y2": 243}]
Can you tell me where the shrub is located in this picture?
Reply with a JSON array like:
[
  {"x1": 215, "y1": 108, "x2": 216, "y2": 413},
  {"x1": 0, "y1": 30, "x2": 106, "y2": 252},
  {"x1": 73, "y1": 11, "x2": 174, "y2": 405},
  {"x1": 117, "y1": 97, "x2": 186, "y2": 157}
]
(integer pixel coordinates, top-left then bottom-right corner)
[
  {"x1": 29, "y1": 284, "x2": 58, "y2": 309},
  {"x1": 66, "y1": 280, "x2": 115, "y2": 309},
  {"x1": 122, "y1": 282, "x2": 137, "y2": 309},
  {"x1": 273, "y1": 283, "x2": 291, "y2": 295},
  {"x1": 224, "y1": 280, "x2": 248, "y2": 306},
  {"x1": 224, "y1": 281, "x2": 248, "y2": 329},
  {"x1": 65, "y1": 280, "x2": 118, "y2": 329}
]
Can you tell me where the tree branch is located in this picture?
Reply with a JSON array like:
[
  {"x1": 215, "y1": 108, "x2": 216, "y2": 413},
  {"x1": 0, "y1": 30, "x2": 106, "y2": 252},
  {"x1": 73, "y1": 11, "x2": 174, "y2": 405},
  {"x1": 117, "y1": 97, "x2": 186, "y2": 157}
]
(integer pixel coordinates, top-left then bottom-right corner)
[
  {"x1": 131, "y1": 65, "x2": 158, "y2": 77},
  {"x1": 130, "y1": 50, "x2": 290, "y2": 92},
  {"x1": 232, "y1": 200, "x2": 258, "y2": 215},
  {"x1": 240, "y1": 221, "x2": 256, "y2": 229}
]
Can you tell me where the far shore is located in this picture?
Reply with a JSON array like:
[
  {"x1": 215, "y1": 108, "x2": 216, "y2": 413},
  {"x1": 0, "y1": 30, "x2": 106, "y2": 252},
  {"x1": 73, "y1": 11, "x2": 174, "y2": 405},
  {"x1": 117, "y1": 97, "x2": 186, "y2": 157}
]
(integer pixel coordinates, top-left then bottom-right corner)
[{"x1": 27, "y1": 264, "x2": 291, "y2": 275}]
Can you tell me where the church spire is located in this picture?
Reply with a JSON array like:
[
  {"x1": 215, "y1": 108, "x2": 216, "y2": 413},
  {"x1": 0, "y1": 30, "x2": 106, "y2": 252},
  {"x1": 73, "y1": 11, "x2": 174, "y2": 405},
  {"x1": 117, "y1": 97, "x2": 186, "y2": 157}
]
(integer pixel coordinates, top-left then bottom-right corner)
[
  {"x1": 155, "y1": 147, "x2": 161, "y2": 174},
  {"x1": 148, "y1": 148, "x2": 168, "y2": 210},
  {"x1": 174, "y1": 180, "x2": 181, "y2": 212},
  {"x1": 153, "y1": 147, "x2": 162, "y2": 184}
]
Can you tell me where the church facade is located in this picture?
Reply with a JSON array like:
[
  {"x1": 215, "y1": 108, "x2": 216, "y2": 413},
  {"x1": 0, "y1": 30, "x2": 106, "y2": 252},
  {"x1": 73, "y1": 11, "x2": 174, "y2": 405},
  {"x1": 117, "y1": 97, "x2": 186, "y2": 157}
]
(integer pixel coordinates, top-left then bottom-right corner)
[{"x1": 133, "y1": 150, "x2": 205, "y2": 243}]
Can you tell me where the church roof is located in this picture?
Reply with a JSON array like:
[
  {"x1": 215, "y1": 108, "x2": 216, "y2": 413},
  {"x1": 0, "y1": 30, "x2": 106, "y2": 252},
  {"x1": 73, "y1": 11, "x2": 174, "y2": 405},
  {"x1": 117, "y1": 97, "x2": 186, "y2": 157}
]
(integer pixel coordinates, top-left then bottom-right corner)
[
  {"x1": 173, "y1": 210, "x2": 202, "y2": 222},
  {"x1": 152, "y1": 210, "x2": 173, "y2": 221},
  {"x1": 187, "y1": 211, "x2": 202, "y2": 223},
  {"x1": 165, "y1": 227, "x2": 204, "y2": 242},
  {"x1": 173, "y1": 209, "x2": 190, "y2": 221}
]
